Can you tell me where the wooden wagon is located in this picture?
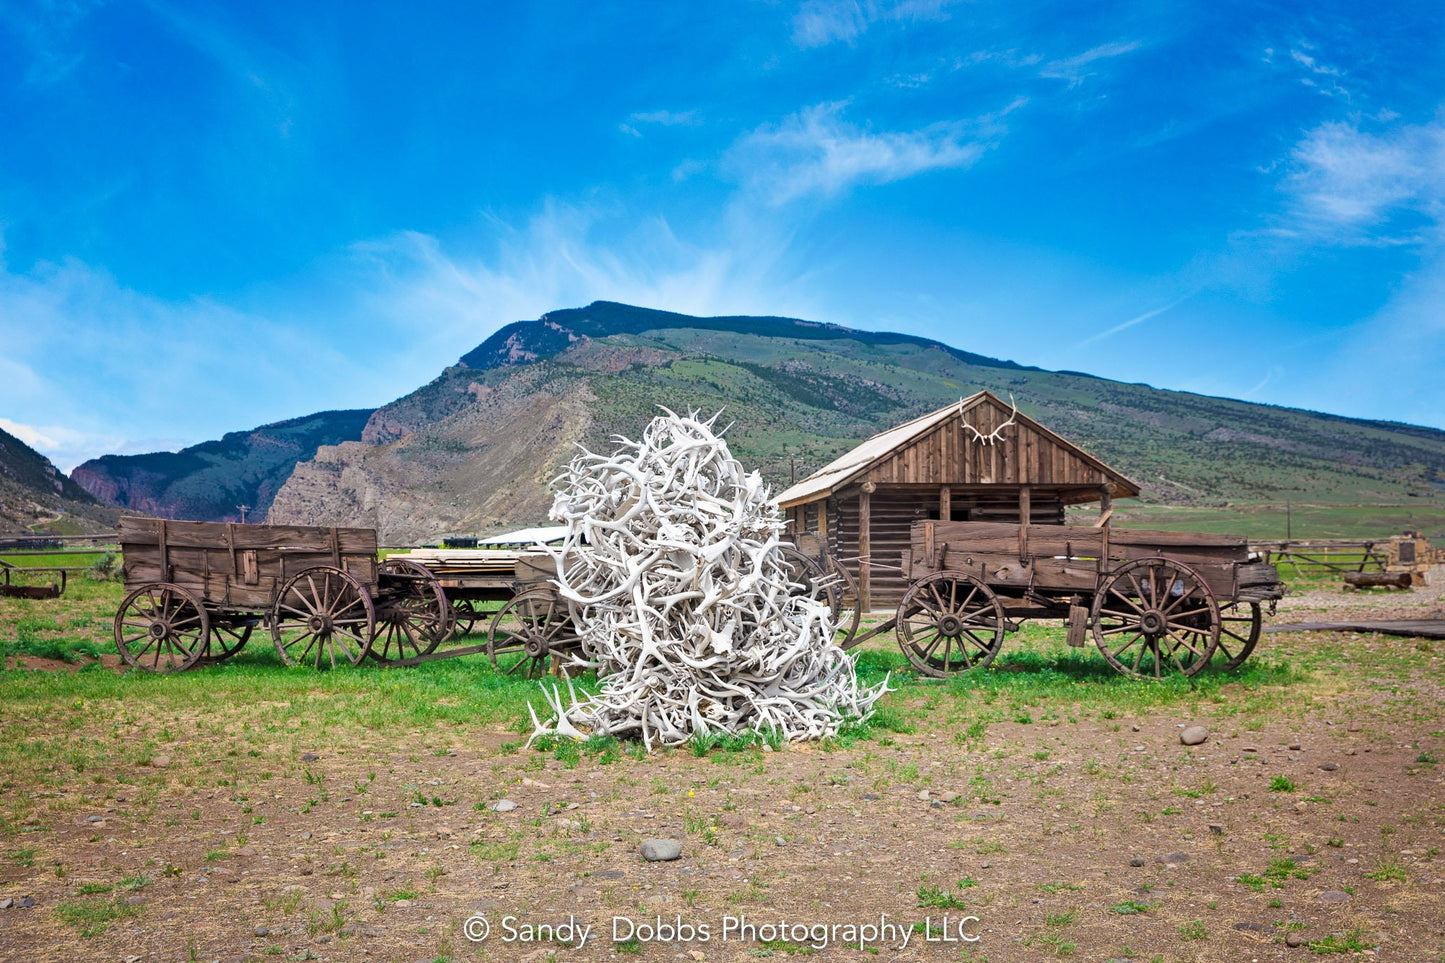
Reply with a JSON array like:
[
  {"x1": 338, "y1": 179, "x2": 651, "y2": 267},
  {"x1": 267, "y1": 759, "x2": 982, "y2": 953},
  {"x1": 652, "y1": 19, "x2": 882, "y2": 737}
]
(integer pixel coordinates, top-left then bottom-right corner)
[
  {"x1": 115, "y1": 517, "x2": 454, "y2": 672},
  {"x1": 385, "y1": 548, "x2": 584, "y2": 678},
  {"x1": 800, "y1": 519, "x2": 1286, "y2": 679}
]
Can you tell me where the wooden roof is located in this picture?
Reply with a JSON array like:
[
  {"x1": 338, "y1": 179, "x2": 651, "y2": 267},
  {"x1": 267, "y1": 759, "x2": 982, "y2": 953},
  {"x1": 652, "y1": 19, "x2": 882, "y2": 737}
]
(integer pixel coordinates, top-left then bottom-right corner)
[{"x1": 776, "y1": 391, "x2": 1141, "y2": 508}]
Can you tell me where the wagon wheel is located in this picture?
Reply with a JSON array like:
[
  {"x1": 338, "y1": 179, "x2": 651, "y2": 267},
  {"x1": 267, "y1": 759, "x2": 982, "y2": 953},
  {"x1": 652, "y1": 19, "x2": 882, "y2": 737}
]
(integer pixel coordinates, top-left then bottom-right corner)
[
  {"x1": 779, "y1": 546, "x2": 827, "y2": 596},
  {"x1": 825, "y1": 557, "x2": 862, "y2": 648},
  {"x1": 270, "y1": 567, "x2": 376, "y2": 670},
  {"x1": 895, "y1": 572, "x2": 1006, "y2": 678},
  {"x1": 1210, "y1": 601, "x2": 1262, "y2": 670},
  {"x1": 1091, "y1": 557, "x2": 1220, "y2": 679},
  {"x1": 113, "y1": 582, "x2": 209, "y2": 673},
  {"x1": 451, "y1": 598, "x2": 489, "y2": 637},
  {"x1": 202, "y1": 618, "x2": 255, "y2": 663},
  {"x1": 780, "y1": 547, "x2": 861, "y2": 646},
  {"x1": 487, "y1": 591, "x2": 578, "y2": 679},
  {"x1": 369, "y1": 559, "x2": 453, "y2": 664}
]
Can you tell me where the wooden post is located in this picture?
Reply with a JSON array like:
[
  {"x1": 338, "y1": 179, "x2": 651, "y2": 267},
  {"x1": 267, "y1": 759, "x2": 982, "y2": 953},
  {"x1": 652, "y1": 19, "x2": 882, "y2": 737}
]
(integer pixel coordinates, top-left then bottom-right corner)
[
  {"x1": 1099, "y1": 484, "x2": 1113, "y2": 519},
  {"x1": 1019, "y1": 485, "x2": 1031, "y2": 525},
  {"x1": 859, "y1": 482, "x2": 874, "y2": 613},
  {"x1": 817, "y1": 499, "x2": 828, "y2": 540},
  {"x1": 939, "y1": 485, "x2": 951, "y2": 522}
]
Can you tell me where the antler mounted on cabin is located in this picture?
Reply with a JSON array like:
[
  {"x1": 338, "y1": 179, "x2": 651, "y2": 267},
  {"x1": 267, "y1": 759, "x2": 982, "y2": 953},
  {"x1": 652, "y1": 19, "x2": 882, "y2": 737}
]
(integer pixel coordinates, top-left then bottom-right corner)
[{"x1": 960, "y1": 393, "x2": 1018, "y2": 445}]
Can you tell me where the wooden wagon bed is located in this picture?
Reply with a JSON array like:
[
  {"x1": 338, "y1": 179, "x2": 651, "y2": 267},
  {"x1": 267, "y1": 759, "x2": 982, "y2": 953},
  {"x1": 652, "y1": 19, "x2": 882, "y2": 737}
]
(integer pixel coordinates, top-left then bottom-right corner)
[
  {"x1": 809, "y1": 519, "x2": 1285, "y2": 681},
  {"x1": 119, "y1": 517, "x2": 379, "y2": 607}
]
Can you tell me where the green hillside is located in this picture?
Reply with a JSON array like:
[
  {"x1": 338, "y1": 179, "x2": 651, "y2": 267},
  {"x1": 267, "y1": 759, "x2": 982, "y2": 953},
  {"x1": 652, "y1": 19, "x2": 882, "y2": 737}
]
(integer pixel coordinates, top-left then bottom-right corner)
[
  {"x1": 265, "y1": 302, "x2": 1445, "y2": 543},
  {"x1": 0, "y1": 427, "x2": 116, "y2": 535}
]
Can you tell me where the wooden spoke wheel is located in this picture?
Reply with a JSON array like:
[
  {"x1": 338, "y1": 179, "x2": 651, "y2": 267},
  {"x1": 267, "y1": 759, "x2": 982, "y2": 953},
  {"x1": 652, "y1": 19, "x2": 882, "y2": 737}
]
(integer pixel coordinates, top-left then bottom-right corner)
[
  {"x1": 780, "y1": 547, "x2": 861, "y2": 647},
  {"x1": 113, "y1": 582, "x2": 209, "y2": 673},
  {"x1": 202, "y1": 618, "x2": 255, "y2": 663},
  {"x1": 824, "y1": 557, "x2": 862, "y2": 648},
  {"x1": 270, "y1": 567, "x2": 376, "y2": 670},
  {"x1": 895, "y1": 572, "x2": 1006, "y2": 678},
  {"x1": 1211, "y1": 601, "x2": 1262, "y2": 670},
  {"x1": 1091, "y1": 557, "x2": 1220, "y2": 679},
  {"x1": 487, "y1": 591, "x2": 578, "y2": 679},
  {"x1": 451, "y1": 598, "x2": 489, "y2": 637},
  {"x1": 369, "y1": 559, "x2": 453, "y2": 664},
  {"x1": 779, "y1": 546, "x2": 827, "y2": 596}
]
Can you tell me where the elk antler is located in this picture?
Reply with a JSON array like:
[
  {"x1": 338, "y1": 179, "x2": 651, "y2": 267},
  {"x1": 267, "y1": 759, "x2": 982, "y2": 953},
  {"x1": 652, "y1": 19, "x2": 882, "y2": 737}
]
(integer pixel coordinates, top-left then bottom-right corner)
[{"x1": 961, "y1": 393, "x2": 1018, "y2": 445}]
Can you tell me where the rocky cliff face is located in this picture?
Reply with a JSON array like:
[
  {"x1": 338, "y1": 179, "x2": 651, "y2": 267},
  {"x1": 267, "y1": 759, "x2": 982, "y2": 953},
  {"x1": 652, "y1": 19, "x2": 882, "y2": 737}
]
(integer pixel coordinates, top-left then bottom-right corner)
[
  {"x1": 71, "y1": 409, "x2": 372, "y2": 522},
  {"x1": 268, "y1": 375, "x2": 596, "y2": 544}
]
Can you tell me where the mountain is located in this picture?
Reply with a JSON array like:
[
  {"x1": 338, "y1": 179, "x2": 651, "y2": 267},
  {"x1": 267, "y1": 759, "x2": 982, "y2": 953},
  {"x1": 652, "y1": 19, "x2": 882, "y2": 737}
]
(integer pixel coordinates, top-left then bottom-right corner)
[
  {"x1": 71, "y1": 409, "x2": 373, "y2": 523},
  {"x1": 0, "y1": 427, "x2": 117, "y2": 535},
  {"x1": 262, "y1": 301, "x2": 1445, "y2": 543}
]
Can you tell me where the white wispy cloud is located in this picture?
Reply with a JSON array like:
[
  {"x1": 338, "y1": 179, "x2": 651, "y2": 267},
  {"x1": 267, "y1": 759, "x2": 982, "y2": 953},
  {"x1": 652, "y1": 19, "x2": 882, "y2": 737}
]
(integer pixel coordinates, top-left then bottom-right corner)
[
  {"x1": 1282, "y1": 117, "x2": 1445, "y2": 243},
  {"x1": 725, "y1": 101, "x2": 1008, "y2": 205},
  {"x1": 1039, "y1": 40, "x2": 1142, "y2": 87},
  {"x1": 790, "y1": 0, "x2": 955, "y2": 48},
  {"x1": 1078, "y1": 293, "x2": 1194, "y2": 347},
  {"x1": 620, "y1": 109, "x2": 700, "y2": 138}
]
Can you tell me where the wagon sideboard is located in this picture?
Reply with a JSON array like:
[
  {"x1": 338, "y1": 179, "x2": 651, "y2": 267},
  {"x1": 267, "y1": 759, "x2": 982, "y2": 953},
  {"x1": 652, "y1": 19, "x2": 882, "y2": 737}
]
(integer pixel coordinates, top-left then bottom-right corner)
[
  {"x1": 904, "y1": 519, "x2": 1283, "y2": 603},
  {"x1": 117, "y1": 516, "x2": 378, "y2": 610}
]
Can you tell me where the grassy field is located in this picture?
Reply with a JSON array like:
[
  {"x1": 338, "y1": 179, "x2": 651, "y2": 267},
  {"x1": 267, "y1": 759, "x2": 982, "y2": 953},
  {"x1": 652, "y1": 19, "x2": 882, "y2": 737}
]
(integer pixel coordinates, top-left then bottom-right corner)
[{"x1": 2, "y1": 570, "x2": 1443, "y2": 961}]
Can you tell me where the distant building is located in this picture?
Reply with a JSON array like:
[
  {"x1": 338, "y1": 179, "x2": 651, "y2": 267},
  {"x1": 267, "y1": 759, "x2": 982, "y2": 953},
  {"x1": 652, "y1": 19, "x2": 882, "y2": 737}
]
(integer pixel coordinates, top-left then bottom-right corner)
[
  {"x1": 475, "y1": 525, "x2": 569, "y2": 549},
  {"x1": 775, "y1": 391, "x2": 1140, "y2": 610}
]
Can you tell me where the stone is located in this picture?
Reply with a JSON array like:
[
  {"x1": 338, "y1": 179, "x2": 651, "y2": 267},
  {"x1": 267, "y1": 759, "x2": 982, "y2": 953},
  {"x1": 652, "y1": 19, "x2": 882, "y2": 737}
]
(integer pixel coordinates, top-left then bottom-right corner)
[
  {"x1": 1234, "y1": 921, "x2": 1271, "y2": 934},
  {"x1": 1294, "y1": 801, "x2": 1309, "y2": 813},
  {"x1": 87, "y1": 814, "x2": 104, "y2": 823},
  {"x1": 916, "y1": 789, "x2": 931, "y2": 801},
  {"x1": 1209, "y1": 824, "x2": 1225, "y2": 835},
  {"x1": 1180, "y1": 726, "x2": 1209, "y2": 746},
  {"x1": 18, "y1": 897, "x2": 34, "y2": 908},
  {"x1": 150, "y1": 754, "x2": 171, "y2": 768},
  {"x1": 1288, "y1": 743, "x2": 1302, "y2": 751},
  {"x1": 1320, "y1": 762, "x2": 1339, "y2": 771},
  {"x1": 1130, "y1": 857, "x2": 1146, "y2": 867},
  {"x1": 0, "y1": 898, "x2": 11, "y2": 909},
  {"x1": 122, "y1": 895, "x2": 147, "y2": 906},
  {"x1": 1156, "y1": 852, "x2": 1189, "y2": 864},
  {"x1": 980, "y1": 862, "x2": 991, "y2": 869},
  {"x1": 1286, "y1": 932, "x2": 1303, "y2": 947},
  {"x1": 774, "y1": 836, "x2": 786, "y2": 847},
  {"x1": 861, "y1": 793, "x2": 880, "y2": 801},
  {"x1": 254, "y1": 926, "x2": 270, "y2": 937},
  {"x1": 1319, "y1": 890, "x2": 1350, "y2": 903},
  {"x1": 491, "y1": 799, "x2": 517, "y2": 812},
  {"x1": 1131, "y1": 725, "x2": 1140, "y2": 732},
  {"x1": 596, "y1": 869, "x2": 625, "y2": 880},
  {"x1": 641, "y1": 839, "x2": 682, "y2": 862},
  {"x1": 300, "y1": 753, "x2": 320, "y2": 762},
  {"x1": 939, "y1": 790, "x2": 960, "y2": 803}
]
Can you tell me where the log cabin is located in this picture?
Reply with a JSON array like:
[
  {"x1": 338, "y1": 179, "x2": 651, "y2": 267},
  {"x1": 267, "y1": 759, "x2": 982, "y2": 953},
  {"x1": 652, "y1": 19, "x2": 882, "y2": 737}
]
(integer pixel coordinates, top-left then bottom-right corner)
[{"x1": 775, "y1": 391, "x2": 1141, "y2": 611}]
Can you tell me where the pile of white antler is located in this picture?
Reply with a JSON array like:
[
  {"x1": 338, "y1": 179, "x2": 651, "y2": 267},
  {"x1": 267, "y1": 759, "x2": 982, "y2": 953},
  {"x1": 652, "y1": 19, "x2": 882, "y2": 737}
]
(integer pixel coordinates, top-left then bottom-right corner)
[{"x1": 526, "y1": 409, "x2": 889, "y2": 749}]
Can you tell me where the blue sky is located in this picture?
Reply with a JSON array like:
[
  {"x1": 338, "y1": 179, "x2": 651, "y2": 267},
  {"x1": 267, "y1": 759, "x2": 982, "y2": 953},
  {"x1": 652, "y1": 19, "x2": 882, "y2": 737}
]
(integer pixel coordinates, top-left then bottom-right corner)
[{"x1": 3, "y1": 1, "x2": 1444, "y2": 471}]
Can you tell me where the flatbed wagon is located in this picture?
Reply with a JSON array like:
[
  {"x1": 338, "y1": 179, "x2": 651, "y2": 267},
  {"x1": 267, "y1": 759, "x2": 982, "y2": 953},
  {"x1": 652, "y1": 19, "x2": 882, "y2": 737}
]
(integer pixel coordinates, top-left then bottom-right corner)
[
  {"x1": 114, "y1": 517, "x2": 455, "y2": 671},
  {"x1": 805, "y1": 519, "x2": 1286, "y2": 679}
]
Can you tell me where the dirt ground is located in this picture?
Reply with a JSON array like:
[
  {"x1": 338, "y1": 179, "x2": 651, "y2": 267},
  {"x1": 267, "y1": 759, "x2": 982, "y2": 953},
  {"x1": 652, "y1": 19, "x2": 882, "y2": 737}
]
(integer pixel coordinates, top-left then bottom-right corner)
[{"x1": 2, "y1": 580, "x2": 1444, "y2": 963}]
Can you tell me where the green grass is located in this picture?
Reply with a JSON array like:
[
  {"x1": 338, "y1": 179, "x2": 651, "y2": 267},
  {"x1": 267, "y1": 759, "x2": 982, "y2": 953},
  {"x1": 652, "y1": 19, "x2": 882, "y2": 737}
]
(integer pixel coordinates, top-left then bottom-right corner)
[
  {"x1": 1309, "y1": 928, "x2": 1370, "y2": 954},
  {"x1": 54, "y1": 896, "x2": 139, "y2": 937}
]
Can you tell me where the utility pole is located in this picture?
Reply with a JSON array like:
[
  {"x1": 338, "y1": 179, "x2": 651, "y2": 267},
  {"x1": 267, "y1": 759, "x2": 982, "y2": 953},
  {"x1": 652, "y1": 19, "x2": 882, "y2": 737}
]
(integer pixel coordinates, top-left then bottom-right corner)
[
  {"x1": 1285, "y1": 500, "x2": 1291, "y2": 541},
  {"x1": 789, "y1": 454, "x2": 796, "y2": 486},
  {"x1": 237, "y1": 505, "x2": 249, "y2": 524}
]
